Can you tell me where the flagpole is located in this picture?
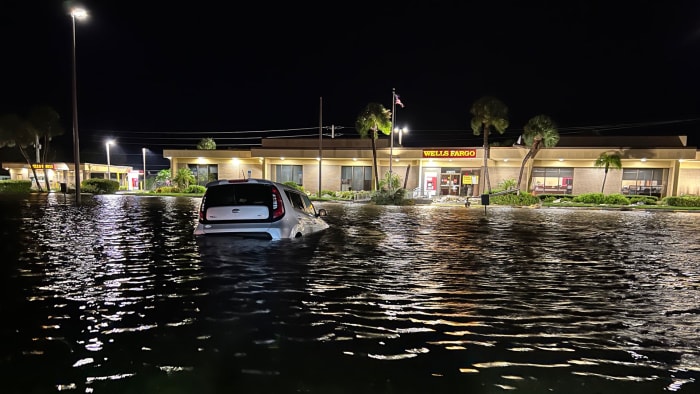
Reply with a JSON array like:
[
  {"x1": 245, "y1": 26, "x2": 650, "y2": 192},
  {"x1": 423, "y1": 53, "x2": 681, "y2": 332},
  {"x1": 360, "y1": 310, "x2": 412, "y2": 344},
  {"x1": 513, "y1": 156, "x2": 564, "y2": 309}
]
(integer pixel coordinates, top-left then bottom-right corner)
[{"x1": 390, "y1": 88, "x2": 396, "y2": 180}]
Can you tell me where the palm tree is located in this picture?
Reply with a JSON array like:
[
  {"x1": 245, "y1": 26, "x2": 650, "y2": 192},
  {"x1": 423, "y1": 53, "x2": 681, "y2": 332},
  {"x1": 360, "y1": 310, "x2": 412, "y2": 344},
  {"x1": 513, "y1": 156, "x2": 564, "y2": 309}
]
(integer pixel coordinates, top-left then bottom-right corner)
[
  {"x1": 355, "y1": 103, "x2": 391, "y2": 190},
  {"x1": 0, "y1": 113, "x2": 44, "y2": 191},
  {"x1": 28, "y1": 106, "x2": 64, "y2": 190},
  {"x1": 172, "y1": 167, "x2": 196, "y2": 190},
  {"x1": 594, "y1": 151, "x2": 622, "y2": 193},
  {"x1": 516, "y1": 115, "x2": 559, "y2": 193},
  {"x1": 470, "y1": 96, "x2": 509, "y2": 193}
]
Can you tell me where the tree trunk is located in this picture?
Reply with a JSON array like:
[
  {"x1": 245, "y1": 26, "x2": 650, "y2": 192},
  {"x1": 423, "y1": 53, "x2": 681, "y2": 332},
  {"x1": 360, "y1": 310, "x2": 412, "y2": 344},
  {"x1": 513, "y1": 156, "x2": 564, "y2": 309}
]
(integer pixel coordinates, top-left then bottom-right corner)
[
  {"x1": 371, "y1": 130, "x2": 379, "y2": 191},
  {"x1": 403, "y1": 164, "x2": 411, "y2": 190},
  {"x1": 601, "y1": 168, "x2": 608, "y2": 193},
  {"x1": 19, "y1": 146, "x2": 43, "y2": 192},
  {"x1": 516, "y1": 149, "x2": 533, "y2": 194}
]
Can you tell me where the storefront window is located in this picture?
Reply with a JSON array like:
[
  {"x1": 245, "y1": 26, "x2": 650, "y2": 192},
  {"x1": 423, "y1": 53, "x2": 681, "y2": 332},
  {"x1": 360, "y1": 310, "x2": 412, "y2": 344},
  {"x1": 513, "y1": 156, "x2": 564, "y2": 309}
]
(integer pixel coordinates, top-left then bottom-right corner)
[
  {"x1": 188, "y1": 164, "x2": 219, "y2": 186},
  {"x1": 531, "y1": 167, "x2": 573, "y2": 194},
  {"x1": 341, "y1": 166, "x2": 372, "y2": 191},
  {"x1": 275, "y1": 165, "x2": 303, "y2": 186},
  {"x1": 621, "y1": 168, "x2": 665, "y2": 197}
]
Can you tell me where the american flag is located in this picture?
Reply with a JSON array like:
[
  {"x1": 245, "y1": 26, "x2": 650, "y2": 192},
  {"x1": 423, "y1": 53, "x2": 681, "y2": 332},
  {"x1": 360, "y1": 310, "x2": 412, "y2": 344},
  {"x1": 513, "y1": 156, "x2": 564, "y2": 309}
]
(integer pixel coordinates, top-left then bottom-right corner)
[{"x1": 395, "y1": 94, "x2": 404, "y2": 108}]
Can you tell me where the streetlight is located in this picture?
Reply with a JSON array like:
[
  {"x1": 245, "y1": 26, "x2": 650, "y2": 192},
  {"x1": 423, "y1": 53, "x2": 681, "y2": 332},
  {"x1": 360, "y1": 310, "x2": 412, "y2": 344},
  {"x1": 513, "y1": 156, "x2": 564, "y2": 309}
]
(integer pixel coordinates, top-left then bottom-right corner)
[
  {"x1": 394, "y1": 126, "x2": 408, "y2": 146},
  {"x1": 142, "y1": 148, "x2": 147, "y2": 190},
  {"x1": 106, "y1": 140, "x2": 114, "y2": 179},
  {"x1": 70, "y1": 7, "x2": 87, "y2": 205}
]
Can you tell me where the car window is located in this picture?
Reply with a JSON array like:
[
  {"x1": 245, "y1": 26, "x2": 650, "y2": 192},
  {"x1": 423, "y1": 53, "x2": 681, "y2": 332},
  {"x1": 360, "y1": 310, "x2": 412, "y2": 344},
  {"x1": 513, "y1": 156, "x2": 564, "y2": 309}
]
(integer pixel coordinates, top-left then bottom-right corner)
[
  {"x1": 301, "y1": 194, "x2": 317, "y2": 215},
  {"x1": 285, "y1": 190, "x2": 305, "y2": 211},
  {"x1": 206, "y1": 184, "x2": 271, "y2": 206}
]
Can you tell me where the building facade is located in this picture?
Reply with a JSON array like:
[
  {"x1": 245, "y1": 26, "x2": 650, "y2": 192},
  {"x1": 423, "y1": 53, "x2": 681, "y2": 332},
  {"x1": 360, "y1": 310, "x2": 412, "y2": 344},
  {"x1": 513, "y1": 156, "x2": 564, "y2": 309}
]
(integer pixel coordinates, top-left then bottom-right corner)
[
  {"x1": 164, "y1": 135, "x2": 700, "y2": 198},
  {"x1": 1, "y1": 162, "x2": 138, "y2": 191}
]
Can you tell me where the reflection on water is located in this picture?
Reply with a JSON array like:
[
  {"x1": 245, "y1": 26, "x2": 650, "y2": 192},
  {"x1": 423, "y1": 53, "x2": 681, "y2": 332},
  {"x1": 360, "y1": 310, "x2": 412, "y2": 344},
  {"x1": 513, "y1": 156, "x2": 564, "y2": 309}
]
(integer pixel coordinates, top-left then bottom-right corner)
[{"x1": 0, "y1": 194, "x2": 698, "y2": 393}]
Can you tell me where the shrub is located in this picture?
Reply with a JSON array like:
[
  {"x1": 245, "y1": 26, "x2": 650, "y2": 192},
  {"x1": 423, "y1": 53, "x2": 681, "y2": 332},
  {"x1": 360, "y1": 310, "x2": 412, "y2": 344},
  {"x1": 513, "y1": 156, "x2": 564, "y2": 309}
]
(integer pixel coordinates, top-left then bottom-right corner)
[
  {"x1": 661, "y1": 196, "x2": 700, "y2": 207},
  {"x1": 184, "y1": 185, "x2": 206, "y2": 194},
  {"x1": 335, "y1": 191, "x2": 355, "y2": 200},
  {"x1": 490, "y1": 191, "x2": 539, "y2": 206},
  {"x1": 628, "y1": 196, "x2": 658, "y2": 205},
  {"x1": 372, "y1": 188, "x2": 409, "y2": 205},
  {"x1": 155, "y1": 186, "x2": 181, "y2": 193},
  {"x1": 573, "y1": 193, "x2": 605, "y2": 204},
  {"x1": 82, "y1": 178, "x2": 119, "y2": 194},
  {"x1": 603, "y1": 193, "x2": 631, "y2": 205},
  {"x1": 0, "y1": 180, "x2": 32, "y2": 194}
]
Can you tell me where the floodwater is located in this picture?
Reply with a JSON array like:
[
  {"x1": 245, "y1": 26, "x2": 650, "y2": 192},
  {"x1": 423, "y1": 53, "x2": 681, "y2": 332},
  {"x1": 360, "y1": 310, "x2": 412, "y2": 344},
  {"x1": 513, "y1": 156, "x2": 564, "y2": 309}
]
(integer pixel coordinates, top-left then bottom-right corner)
[{"x1": 0, "y1": 193, "x2": 699, "y2": 394}]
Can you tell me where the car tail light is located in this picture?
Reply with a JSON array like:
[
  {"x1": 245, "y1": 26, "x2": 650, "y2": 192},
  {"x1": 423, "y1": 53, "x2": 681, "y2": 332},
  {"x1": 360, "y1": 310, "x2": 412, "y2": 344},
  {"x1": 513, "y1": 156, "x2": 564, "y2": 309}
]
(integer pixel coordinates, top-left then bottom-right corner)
[
  {"x1": 198, "y1": 197, "x2": 206, "y2": 221},
  {"x1": 271, "y1": 186, "x2": 285, "y2": 219}
]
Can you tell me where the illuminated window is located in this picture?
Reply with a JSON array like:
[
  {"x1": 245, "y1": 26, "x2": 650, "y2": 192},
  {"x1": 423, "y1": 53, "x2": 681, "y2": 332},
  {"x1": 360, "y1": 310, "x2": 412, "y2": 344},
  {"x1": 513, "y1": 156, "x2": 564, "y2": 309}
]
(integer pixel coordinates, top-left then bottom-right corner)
[
  {"x1": 621, "y1": 168, "x2": 666, "y2": 196},
  {"x1": 187, "y1": 164, "x2": 218, "y2": 186},
  {"x1": 341, "y1": 166, "x2": 372, "y2": 191},
  {"x1": 275, "y1": 165, "x2": 303, "y2": 186},
  {"x1": 531, "y1": 167, "x2": 573, "y2": 195}
]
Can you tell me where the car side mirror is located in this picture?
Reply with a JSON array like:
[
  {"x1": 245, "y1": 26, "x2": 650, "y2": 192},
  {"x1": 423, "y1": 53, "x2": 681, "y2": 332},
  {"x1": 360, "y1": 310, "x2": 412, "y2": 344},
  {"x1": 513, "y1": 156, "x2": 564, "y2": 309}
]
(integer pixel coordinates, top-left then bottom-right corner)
[{"x1": 317, "y1": 208, "x2": 328, "y2": 217}]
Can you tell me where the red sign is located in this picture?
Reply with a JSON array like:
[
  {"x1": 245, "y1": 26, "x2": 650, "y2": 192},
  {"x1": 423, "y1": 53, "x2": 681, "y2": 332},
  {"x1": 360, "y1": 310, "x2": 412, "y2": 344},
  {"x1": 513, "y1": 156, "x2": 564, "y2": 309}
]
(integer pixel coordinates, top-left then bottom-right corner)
[{"x1": 422, "y1": 149, "x2": 477, "y2": 158}]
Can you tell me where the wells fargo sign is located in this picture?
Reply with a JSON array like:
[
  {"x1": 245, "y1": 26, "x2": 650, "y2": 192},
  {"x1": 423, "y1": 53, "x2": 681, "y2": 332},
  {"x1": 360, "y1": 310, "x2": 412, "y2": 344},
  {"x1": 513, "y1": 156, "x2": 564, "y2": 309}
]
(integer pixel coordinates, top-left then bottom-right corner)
[
  {"x1": 31, "y1": 164, "x2": 55, "y2": 170},
  {"x1": 422, "y1": 149, "x2": 477, "y2": 158}
]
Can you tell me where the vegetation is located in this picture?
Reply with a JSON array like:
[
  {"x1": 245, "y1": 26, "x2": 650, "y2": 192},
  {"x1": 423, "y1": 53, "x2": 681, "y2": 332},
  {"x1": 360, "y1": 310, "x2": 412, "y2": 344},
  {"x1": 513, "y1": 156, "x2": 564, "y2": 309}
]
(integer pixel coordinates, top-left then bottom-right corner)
[
  {"x1": 661, "y1": 196, "x2": 700, "y2": 207},
  {"x1": 516, "y1": 115, "x2": 559, "y2": 193},
  {"x1": 28, "y1": 107, "x2": 64, "y2": 191},
  {"x1": 371, "y1": 171, "x2": 411, "y2": 205},
  {"x1": 0, "y1": 180, "x2": 32, "y2": 194},
  {"x1": 470, "y1": 96, "x2": 509, "y2": 193},
  {"x1": 490, "y1": 192, "x2": 539, "y2": 206},
  {"x1": 81, "y1": 178, "x2": 119, "y2": 194},
  {"x1": 183, "y1": 185, "x2": 206, "y2": 193},
  {"x1": 156, "y1": 169, "x2": 172, "y2": 187},
  {"x1": 172, "y1": 167, "x2": 196, "y2": 189},
  {"x1": 197, "y1": 138, "x2": 216, "y2": 150},
  {"x1": 594, "y1": 152, "x2": 622, "y2": 193},
  {"x1": 355, "y1": 102, "x2": 392, "y2": 190}
]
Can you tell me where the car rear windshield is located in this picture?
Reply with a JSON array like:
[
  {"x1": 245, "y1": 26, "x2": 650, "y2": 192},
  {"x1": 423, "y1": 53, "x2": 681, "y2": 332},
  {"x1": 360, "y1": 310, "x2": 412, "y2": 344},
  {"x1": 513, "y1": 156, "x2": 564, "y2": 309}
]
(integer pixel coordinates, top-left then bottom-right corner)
[{"x1": 205, "y1": 184, "x2": 272, "y2": 207}]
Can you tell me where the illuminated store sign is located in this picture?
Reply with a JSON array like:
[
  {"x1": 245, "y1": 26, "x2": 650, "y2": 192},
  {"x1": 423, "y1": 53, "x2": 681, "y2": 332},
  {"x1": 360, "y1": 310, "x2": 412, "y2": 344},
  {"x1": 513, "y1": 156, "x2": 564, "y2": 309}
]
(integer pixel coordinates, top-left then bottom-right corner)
[
  {"x1": 31, "y1": 164, "x2": 55, "y2": 169},
  {"x1": 422, "y1": 149, "x2": 477, "y2": 158}
]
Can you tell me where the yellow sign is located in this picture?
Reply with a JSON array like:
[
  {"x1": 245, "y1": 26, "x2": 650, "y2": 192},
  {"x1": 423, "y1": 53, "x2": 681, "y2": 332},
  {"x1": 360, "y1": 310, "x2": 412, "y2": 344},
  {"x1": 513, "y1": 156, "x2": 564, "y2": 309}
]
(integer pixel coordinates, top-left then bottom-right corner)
[
  {"x1": 463, "y1": 175, "x2": 479, "y2": 184},
  {"x1": 31, "y1": 164, "x2": 55, "y2": 170},
  {"x1": 422, "y1": 149, "x2": 477, "y2": 158}
]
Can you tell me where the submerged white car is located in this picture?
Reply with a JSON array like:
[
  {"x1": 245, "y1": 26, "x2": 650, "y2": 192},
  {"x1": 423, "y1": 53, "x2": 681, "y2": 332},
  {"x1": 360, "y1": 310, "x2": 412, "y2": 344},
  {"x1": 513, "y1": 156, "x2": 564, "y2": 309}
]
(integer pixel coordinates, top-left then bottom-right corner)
[{"x1": 194, "y1": 178, "x2": 329, "y2": 240}]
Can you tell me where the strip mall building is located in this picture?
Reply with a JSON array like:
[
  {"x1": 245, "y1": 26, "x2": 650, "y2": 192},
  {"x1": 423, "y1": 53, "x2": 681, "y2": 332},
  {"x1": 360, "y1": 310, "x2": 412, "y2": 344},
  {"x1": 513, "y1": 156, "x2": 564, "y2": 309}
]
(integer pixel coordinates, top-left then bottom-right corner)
[{"x1": 164, "y1": 135, "x2": 700, "y2": 198}]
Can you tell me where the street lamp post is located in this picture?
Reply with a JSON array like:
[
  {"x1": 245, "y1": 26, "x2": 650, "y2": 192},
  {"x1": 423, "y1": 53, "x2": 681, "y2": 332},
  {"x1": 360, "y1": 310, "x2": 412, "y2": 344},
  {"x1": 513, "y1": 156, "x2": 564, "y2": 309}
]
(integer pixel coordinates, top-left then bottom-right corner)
[
  {"x1": 70, "y1": 7, "x2": 87, "y2": 205},
  {"x1": 142, "y1": 148, "x2": 147, "y2": 190},
  {"x1": 106, "y1": 140, "x2": 114, "y2": 179}
]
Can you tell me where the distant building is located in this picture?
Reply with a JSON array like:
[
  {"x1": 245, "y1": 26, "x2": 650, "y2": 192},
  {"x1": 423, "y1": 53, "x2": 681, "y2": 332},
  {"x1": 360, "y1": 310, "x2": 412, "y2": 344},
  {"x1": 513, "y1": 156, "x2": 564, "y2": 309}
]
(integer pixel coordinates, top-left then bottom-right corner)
[{"x1": 0, "y1": 162, "x2": 138, "y2": 191}]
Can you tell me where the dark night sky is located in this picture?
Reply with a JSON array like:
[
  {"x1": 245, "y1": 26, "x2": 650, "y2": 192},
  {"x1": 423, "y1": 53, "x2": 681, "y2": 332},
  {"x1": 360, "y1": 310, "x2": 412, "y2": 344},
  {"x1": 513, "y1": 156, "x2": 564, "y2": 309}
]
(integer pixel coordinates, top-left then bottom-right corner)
[{"x1": 2, "y1": 0, "x2": 700, "y2": 169}]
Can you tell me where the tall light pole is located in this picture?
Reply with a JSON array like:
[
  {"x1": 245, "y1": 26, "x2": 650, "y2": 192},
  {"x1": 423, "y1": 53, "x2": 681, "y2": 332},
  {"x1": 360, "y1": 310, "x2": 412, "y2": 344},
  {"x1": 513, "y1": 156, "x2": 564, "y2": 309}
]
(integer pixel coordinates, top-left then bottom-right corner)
[
  {"x1": 142, "y1": 148, "x2": 147, "y2": 190},
  {"x1": 106, "y1": 140, "x2": 114, "y2": 179},
  {"x1": 70, "y1": 7, "x2": 87, "y2": 204}
]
